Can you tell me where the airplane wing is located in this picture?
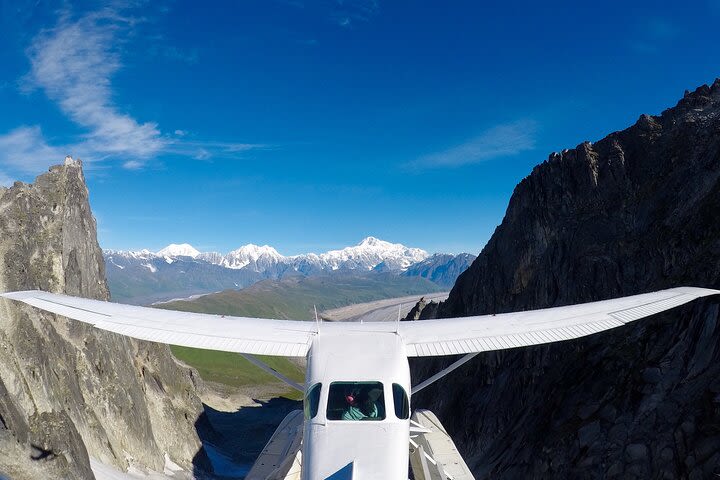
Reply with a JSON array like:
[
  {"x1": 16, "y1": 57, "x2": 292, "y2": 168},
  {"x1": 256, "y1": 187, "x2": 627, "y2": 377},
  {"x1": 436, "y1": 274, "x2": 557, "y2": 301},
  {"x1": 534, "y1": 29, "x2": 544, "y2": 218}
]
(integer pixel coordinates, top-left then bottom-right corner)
[
  {"x1": 0, "y1": 290, "x2": 316, "y2": 357},
  {"x1": 2, "y1": 287, "x2": 718, "y2": 359},
  {"x1": 398, "y1": 286, "x2": 720, "y2": 357}
]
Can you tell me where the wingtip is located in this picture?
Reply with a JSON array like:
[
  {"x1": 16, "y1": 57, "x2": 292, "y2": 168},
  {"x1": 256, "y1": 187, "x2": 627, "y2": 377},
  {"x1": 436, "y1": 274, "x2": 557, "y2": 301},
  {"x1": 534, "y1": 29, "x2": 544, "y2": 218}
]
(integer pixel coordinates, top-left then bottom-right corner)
[
  {"x1": 0, "y1": 290, "x2": 42, "y2": 300},
  {"x1": 680, "y1": 286, "x2": 720, "y2": 297}
]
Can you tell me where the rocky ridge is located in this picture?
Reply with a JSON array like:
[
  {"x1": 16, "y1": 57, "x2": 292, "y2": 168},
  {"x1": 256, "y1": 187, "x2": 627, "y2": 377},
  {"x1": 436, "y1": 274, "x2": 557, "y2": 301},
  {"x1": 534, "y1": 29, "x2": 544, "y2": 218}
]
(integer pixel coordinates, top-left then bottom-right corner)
[
  {"x1": 0, "y1": 162, "x2": 207, "y2": 479},
  {"x1": 411, "y1": 80, "x2": 720, "y2": 478}
]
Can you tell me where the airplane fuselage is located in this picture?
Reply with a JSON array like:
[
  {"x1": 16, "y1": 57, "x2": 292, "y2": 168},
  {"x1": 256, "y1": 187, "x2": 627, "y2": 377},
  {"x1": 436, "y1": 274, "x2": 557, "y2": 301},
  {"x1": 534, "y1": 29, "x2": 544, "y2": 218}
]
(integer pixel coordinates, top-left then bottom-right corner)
[{"x1": 302, "y1": 331, "x2": 411, "y2": 479}]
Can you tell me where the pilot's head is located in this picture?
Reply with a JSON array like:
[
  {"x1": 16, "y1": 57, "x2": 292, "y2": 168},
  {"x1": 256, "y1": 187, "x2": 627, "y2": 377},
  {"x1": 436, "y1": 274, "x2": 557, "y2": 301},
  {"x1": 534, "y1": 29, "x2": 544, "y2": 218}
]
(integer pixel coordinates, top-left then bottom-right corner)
[{"x1": 345, "y1": 388, "x2": 360, "y2": 406}]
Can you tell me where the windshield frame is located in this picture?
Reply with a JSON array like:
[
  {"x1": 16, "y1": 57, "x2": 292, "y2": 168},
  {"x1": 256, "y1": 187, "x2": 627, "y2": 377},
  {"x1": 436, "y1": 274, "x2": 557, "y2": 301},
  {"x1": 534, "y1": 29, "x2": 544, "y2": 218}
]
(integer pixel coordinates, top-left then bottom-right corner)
[{"x1": 326, "y1": 381, "x2": 387, "y2": 421}]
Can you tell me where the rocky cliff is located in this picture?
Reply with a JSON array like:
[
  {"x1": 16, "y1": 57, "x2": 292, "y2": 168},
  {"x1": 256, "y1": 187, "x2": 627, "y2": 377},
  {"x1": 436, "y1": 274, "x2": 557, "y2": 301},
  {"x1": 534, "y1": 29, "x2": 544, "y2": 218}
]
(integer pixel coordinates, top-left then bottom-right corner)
[
  {"x1": 0, "y1": 161, "x2": 206, "y2": 479},
  {"x1": 412, "y1": 80, "x2": 720, "y2": 478}
]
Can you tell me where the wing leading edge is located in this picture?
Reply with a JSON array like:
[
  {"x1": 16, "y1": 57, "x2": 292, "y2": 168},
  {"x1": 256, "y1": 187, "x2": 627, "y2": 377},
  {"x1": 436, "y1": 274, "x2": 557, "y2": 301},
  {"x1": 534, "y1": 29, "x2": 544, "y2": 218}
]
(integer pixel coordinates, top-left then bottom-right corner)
[
  {"x1": 2, "y1": 286, "x2": 717, "y2": 359},
  {"x1": 0, "y1": 290, "x2": 316, "y2": 357},
  {"x1": 398, "y1": 287, "x2": 720, "y2": 357}
]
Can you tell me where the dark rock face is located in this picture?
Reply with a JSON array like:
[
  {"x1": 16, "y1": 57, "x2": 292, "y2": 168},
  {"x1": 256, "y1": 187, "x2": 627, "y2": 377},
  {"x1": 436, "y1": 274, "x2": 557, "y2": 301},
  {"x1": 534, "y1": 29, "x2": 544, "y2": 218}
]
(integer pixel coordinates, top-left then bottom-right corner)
[
  {"x1": 411, "y1": 80, "x2": 720, "y2": 479},
  {"x1": 0, "y1": 162, "x2": 205, "y2": 479}
]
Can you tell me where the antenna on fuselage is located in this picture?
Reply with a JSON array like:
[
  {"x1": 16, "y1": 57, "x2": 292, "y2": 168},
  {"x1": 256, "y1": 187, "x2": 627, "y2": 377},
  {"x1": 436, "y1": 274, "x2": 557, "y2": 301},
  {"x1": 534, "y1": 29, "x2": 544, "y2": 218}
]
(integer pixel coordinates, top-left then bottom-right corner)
[
  {"x1": 314, "y1": 304, "x2": 320, "y2": 333},
  {"x1": 395, "y1": 303, "x2": 402, "y2": 334}
]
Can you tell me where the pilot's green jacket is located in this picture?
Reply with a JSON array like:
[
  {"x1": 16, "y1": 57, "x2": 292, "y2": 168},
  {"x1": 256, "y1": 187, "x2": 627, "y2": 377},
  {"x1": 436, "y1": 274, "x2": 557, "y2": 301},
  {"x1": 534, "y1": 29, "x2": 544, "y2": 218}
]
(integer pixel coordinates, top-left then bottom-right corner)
[{"x1": 342, "y1": 404, "x2": 378, "y2": 420}]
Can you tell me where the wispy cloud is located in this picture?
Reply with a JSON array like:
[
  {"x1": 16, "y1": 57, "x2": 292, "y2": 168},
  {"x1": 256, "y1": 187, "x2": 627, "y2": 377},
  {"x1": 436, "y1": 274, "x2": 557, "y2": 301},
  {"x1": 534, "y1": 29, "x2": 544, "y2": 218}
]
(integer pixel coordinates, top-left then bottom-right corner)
[
  {"x1": 165, "y1": 139, "x2": 268, "y2": 161},
  {"x1": 23, "y1": 9, "x2": 166, "y2": 161},
  {"x1": 409, "y1": 120, "x2": 537, "y2": 170},
  {"x1": 333, "y1": 0, "x2": 379, "y2": 27},
  {"x1": 0, "y1": 125, "x2": 64, "y2": 172},
  {"x1": 122, "y1": 160, "x2": 144, "y2": 170},
  {"x1": 0, "y1": 6, "x2": 264, "y2": 174}
]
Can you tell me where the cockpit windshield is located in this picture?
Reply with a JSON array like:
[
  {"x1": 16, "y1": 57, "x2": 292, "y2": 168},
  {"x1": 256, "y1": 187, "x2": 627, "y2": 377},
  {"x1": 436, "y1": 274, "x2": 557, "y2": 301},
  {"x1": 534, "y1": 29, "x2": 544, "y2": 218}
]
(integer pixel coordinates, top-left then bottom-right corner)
[{"x1": 326, "y1": 381, "x2": 386, "y2": 421}]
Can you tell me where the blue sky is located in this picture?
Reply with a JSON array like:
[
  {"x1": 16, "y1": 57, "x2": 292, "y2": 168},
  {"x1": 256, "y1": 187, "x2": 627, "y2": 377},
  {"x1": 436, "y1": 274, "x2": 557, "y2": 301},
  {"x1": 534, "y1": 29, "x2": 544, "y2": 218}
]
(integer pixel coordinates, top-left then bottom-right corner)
[{"x1": 1, "y1": 0, "x2": 719, "y2": 255}]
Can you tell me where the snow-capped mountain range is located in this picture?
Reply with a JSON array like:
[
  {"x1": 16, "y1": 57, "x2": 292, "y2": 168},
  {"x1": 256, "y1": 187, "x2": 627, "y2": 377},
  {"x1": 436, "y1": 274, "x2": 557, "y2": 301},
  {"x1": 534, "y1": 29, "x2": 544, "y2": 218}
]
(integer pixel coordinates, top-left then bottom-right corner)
[
  {"x1": 106, "y1": 237, "x2": 429, "y2": 273},
  {"x1": 103, "y1": 237, "x2": 475, "y2": 305}
]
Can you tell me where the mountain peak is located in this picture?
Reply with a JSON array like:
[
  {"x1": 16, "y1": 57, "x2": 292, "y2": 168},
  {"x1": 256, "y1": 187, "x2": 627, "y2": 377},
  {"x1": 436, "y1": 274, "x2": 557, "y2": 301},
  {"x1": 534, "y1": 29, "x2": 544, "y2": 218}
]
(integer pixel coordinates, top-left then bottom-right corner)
[
  {"x1": 230, "y1": 244, "x2": 282, "y2": 257},
  {"x1": 223, "y1": 243, "x2": 284, "y2": 270},
  {"x1": 156, "y1": 243, "x2": 200, "y2": 258},
  {"x1": 358, "y1": 236, "x2": 392, "y2": 248},
  {"x1": 359, "y1": 236, "x2": 379, "y2": 246}
]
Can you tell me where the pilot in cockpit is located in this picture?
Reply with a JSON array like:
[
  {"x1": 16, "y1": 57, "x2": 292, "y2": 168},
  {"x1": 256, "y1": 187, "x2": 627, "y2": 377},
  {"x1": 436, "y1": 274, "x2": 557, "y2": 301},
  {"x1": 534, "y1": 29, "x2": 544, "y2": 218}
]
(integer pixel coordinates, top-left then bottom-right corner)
[{"x1": 342, "y1": 386, "x2": 382, "y2": 420}]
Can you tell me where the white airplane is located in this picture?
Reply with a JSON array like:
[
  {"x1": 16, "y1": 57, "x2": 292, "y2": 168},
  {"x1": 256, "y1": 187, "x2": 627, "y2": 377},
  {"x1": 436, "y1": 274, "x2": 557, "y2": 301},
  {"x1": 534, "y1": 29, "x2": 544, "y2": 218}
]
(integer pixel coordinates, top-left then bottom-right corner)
[{"x1": 2, "y1": 286, "x2": 718, "y2": 479}]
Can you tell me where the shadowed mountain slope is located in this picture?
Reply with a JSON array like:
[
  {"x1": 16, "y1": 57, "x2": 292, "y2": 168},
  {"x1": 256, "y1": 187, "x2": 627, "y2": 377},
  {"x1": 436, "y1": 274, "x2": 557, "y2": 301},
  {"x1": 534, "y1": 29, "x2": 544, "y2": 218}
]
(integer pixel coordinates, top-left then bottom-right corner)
[{"x1": 411, "y1": 80, "x2": 720, "y2": 479}]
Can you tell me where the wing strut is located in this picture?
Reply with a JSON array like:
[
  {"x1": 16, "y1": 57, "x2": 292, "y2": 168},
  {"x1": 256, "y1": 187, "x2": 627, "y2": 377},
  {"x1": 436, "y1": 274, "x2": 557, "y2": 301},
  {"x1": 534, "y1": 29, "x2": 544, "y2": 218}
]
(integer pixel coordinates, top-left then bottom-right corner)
[
  {"x1": 411, "y1": 353, "x2": 478, "y2": 395},
  {"x1": 239, "y1": 353, "x2": 304, "y2": 392}
]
